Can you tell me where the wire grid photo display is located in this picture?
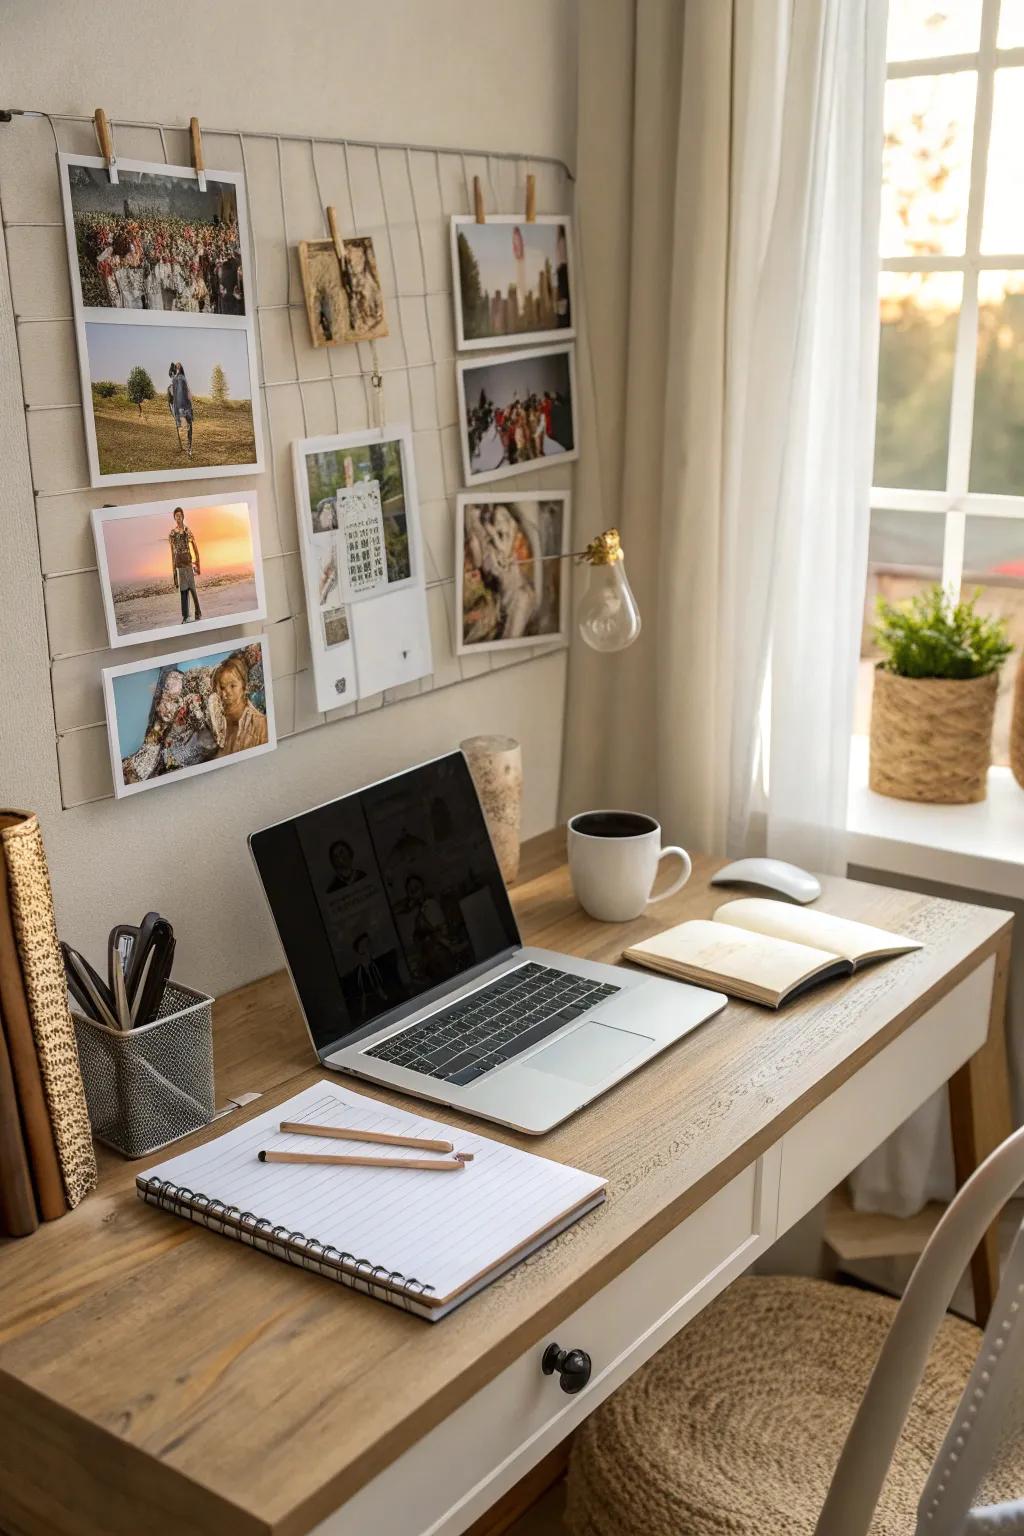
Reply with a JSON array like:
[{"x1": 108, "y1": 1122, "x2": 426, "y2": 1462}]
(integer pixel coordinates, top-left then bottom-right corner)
[{"x1": 2, "y1": 113, "x2": 574, "y2": 810}]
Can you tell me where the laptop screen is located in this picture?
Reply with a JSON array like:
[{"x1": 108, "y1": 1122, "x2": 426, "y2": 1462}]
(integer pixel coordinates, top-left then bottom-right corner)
[{"x1": 249, "y1": 753, "x2": 521, "y2": 1052}]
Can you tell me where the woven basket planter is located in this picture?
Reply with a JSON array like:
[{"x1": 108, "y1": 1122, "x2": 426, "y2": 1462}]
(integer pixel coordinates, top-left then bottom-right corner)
[
  {"x1": 1012, "y1": 657, "x2": 1024, "y2": 791},
  {"x1": 869, "y1": 666, "x2": 999, "y2": 804}
]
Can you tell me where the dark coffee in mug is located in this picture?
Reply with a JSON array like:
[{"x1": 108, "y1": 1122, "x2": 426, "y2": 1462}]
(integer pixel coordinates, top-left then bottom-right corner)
[{"x1": 570, "y1": 811, "x2": 658, "y2": 839}]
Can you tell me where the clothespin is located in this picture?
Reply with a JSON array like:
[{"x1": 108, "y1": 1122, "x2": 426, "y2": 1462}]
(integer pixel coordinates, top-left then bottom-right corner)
[
  {"x1": 525, "y1": 173, "x2": 536, "y2": 223},
  {"x1": 189, "y1": 116, "x2": 206, "y2": 193},
  {"x1": 93, "y1": 108, "x2": 117, "y2": 185},
  {"x1": 473, "y1": 175, "x2": 486, "y2": 224},
  {"x1": 327, "y1": 206, "x2": 346, "y2": 262}
]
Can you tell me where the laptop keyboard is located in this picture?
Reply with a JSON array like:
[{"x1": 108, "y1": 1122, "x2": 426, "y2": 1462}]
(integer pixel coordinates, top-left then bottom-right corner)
[{"x1": 364, "y1": 962, "x2": 621, "y2": 1087}]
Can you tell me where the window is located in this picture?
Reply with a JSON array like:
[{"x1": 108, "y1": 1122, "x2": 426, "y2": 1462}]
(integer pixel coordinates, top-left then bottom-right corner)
[{"x1": 861, "y1": 0, "x2": 1024, "y2": 765}]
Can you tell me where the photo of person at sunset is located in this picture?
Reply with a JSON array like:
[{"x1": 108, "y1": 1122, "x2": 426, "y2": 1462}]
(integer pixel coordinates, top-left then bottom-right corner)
[{"x1": 92, "y1": 494, "x2": 266, "y2": 647}]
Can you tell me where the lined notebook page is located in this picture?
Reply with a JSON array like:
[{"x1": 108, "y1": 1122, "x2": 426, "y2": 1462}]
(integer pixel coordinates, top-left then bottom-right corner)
[{"x1": 143, "y1": 1081, "x2": 606, "y2": 1303}]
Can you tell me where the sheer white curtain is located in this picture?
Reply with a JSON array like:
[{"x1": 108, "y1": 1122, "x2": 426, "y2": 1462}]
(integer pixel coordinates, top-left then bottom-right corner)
[
  {"x1": 760, "y1": 3, "x2": 887, "y2": 873},
  {"x1": 562, "y1": 0, "x2": 887, "y2": 877}
]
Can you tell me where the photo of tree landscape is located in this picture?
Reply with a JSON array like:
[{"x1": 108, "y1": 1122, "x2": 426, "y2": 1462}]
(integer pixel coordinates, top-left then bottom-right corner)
[{"x1": 85, "y1": 321, "x2": 257, "y2": 476}]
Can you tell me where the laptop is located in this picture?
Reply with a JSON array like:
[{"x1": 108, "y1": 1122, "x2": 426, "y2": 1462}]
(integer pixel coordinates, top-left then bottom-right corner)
[{"x1": 248, "y1": 752, "x2": 727, "y2": 1135}]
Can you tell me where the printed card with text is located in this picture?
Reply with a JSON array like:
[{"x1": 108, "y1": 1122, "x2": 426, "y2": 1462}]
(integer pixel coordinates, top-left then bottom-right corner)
[{"x1": 338, "y1": 481, "x2": 387, "y2": 599}]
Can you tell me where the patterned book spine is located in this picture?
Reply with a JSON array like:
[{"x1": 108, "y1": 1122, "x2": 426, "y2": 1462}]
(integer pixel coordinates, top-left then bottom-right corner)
[{"x1": 1, "y1": 813, "x2": 97, "y2": 1207}]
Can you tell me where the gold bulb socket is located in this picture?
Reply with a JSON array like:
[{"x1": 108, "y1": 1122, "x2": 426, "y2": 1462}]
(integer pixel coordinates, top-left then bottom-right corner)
[{"x1": 581, "y1": 528, "x2": 624, "y2": 566}]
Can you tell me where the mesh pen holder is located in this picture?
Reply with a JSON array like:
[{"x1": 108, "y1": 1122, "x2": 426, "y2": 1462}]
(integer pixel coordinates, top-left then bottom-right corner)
[{"x1": 72, "y1": 981, "x2": 215, "y2": 1159}]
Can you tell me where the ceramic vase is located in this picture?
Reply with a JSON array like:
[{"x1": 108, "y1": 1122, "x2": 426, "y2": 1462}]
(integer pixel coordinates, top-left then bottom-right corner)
[{"x1": 461, "y1": 735, "x2": 523, "y2": 885}]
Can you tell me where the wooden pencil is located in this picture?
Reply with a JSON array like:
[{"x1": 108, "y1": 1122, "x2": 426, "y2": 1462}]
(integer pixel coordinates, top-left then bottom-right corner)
[
  {"x1": 279, "y1": 1119, "x2": 455, "y2": 1154},
  {"x1": 258, "y1": 1150, "x2": 465, "y2": 1172}
]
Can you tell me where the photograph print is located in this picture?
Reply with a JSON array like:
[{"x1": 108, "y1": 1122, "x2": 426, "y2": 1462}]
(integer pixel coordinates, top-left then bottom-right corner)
[
  {"x1": 298, "y1": 429, "x2": 419, "y2": 600},
  {"x1": 456, "y1": 493, "x2": 570, "y2": 654},
  {"x1": 298, "y1": 235, "x2": 388, "y2": 347},
  {"x1": 457, "y1": 343, "x2": 577, "y2": 486},
  {"x1": 58, "y1": 154, "x2": 263, "y2": 489},
  {"x1": 322, "y1": 606, "x2": 350, "y2": 649},
  {"x1": 316, "y1": 540, "x2": 341, "y2": 608},
  {"x1": 91, "y1": 493, "x2": 266, "y2": 648},
  {"x1": 451, "y1": 215, "x2": 574, "y2": 350},
  {"x1": 103, "y1": 635, "x2": 276, "y2": 799},
  {"x1": 81, "y1": 320, "x2": 261, "y2": 485},
  {"x1": 59, "y1": 155, "x2": 248, "y2": 315},
  {"x1": 292, "y1": 426, "x2": 432, "y2": 710}
]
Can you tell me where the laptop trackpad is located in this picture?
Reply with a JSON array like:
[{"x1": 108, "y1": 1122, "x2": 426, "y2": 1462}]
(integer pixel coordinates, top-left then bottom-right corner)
[{"x1": 529, "y1": 1021, "x2": 653, "y2": 1087}]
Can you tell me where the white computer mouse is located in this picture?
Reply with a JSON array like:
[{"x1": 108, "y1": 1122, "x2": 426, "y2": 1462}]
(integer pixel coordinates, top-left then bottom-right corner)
[{"x1": 709, "y1": 857, "x2": 822, "y2": 905}]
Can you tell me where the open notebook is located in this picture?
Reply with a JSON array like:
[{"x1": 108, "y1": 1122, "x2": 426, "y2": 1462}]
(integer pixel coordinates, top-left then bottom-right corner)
[
  {"x1": 137, "y1": 1081, "x2": 606, "y2": 1320},
  {"x1": 623, "y1": 897, "x2": 922, "y2": 1008}
]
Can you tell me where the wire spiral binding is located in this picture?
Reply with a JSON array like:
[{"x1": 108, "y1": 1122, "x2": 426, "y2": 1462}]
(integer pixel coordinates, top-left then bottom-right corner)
[{"x1": 136, "y1": 1175, "x2": 436, "y2": 1304}]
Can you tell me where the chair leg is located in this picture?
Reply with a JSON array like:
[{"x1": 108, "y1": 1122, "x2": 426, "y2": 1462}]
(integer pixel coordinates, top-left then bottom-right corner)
[{"x1": 947, "y1": 931, "x2": 1014, "y2": 1325}]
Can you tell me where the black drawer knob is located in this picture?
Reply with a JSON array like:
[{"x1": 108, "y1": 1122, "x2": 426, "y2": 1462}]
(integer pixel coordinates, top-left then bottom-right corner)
[{"x1": 542, "y1": 1342, "x2": 592, "y2": 1394}]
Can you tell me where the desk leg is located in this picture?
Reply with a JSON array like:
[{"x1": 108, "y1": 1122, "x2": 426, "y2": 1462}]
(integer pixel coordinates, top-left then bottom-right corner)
[{"x1": 947, "y1": 933, "x2": 1014, "y2": 1325}]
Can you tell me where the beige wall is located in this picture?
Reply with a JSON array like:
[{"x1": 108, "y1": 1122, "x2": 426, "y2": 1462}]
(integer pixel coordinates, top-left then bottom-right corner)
[
  {"x1": 1, "y1": 1, "x2": 578, "y2": 152},
  {"x1": 0, "y1": 0, "x2": 578, "y2": 997}
]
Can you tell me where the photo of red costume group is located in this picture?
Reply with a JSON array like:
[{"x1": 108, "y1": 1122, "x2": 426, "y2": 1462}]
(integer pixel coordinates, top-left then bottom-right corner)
[
  {"x1": 67, "y1": 163, "x2": 245, "y2": 315},
  {"x1": 457, "y1": 344, "x2": 577, "y2": 486}
]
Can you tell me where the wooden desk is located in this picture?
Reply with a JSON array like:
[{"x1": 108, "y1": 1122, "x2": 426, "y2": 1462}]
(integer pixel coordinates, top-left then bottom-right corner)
[{"x1": 0, "y1": 831, "x2": 1012, "y2": 1536}]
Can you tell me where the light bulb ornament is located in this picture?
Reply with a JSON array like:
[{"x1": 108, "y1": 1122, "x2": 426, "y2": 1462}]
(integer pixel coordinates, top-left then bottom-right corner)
[{"x1": 574, "y1": 528, "x2": 642, "y2": 653}]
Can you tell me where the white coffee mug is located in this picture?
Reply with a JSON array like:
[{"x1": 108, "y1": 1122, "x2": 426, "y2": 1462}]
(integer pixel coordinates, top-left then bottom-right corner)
[{"x1": 567, "y1": 810, "x2": 692, "y2": 922}]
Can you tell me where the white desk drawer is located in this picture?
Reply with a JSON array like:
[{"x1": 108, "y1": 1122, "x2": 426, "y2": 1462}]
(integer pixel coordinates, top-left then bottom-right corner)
[
  {"x1": 319, "y1": 1147, "x2": 780, "y2": 1536},
  {"x1": 776, "y1": 955, "x2": 994, "y2": 1234}
]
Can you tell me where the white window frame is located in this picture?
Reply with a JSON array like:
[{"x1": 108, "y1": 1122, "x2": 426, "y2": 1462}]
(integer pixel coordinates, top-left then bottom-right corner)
[{"x1": 873, "y1": 0, "x2": 1024, "y2": 592}]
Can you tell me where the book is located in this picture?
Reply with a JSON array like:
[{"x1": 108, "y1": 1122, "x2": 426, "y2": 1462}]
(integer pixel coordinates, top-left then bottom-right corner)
[
  {"x1": 137, "y1": 1080, "x2": 606, "y2": 1320},
  {"x1": 622, "y1": 897, "x2": 922, "y2": 1008}
]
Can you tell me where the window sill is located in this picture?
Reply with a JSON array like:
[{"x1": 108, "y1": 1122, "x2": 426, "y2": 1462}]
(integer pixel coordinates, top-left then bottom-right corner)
[{"x1": 846, "y1": 735, "x2": 1024, "y2": 900}]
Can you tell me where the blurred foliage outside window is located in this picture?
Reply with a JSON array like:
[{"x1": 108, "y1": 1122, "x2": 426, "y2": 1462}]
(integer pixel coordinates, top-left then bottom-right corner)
[{"x1": 863, "y1": 2, "x2": 1024, "y2": 764}]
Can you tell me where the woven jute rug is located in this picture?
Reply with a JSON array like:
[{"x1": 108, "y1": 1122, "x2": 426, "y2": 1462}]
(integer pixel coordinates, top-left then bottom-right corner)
[{"x1": 566, "y1": 1275, "x2": 1022, "y2": 1536}]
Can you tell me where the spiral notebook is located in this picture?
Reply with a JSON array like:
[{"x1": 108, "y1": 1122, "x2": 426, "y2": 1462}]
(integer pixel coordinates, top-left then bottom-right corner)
[{"x1": 137, "y1": 1081, "x2": 607, "y2": 1320}]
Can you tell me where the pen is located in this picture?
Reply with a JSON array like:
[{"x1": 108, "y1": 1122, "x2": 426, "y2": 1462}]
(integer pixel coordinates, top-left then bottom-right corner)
[
  {"x1": 279, "y1": 1120, "x2": 469, "y2": 1156},
  {"x1": 129, "y1": 944, "x2": 156, "y2": 1026},
  {"x1": 64, "y1": 947, "x2": 119, "y2": 1030},
  {"x1": 108, "y1": 924, "x2": 138, "y2": 993},
  {"x1": 126, "y1": 911, "x2": 162, "y2": 999},
  {"x1": 111, "y1": 949, "x2": 132, "y2": 1031},
  {"x1": 257, "y1": 1150, "x2": 466, "y2": 1172}
]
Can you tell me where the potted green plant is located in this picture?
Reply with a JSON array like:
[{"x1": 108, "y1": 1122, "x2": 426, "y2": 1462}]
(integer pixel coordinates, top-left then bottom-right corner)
[{"x1": 870, "y1": 585, "x2": 1012, "y2": 804}]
